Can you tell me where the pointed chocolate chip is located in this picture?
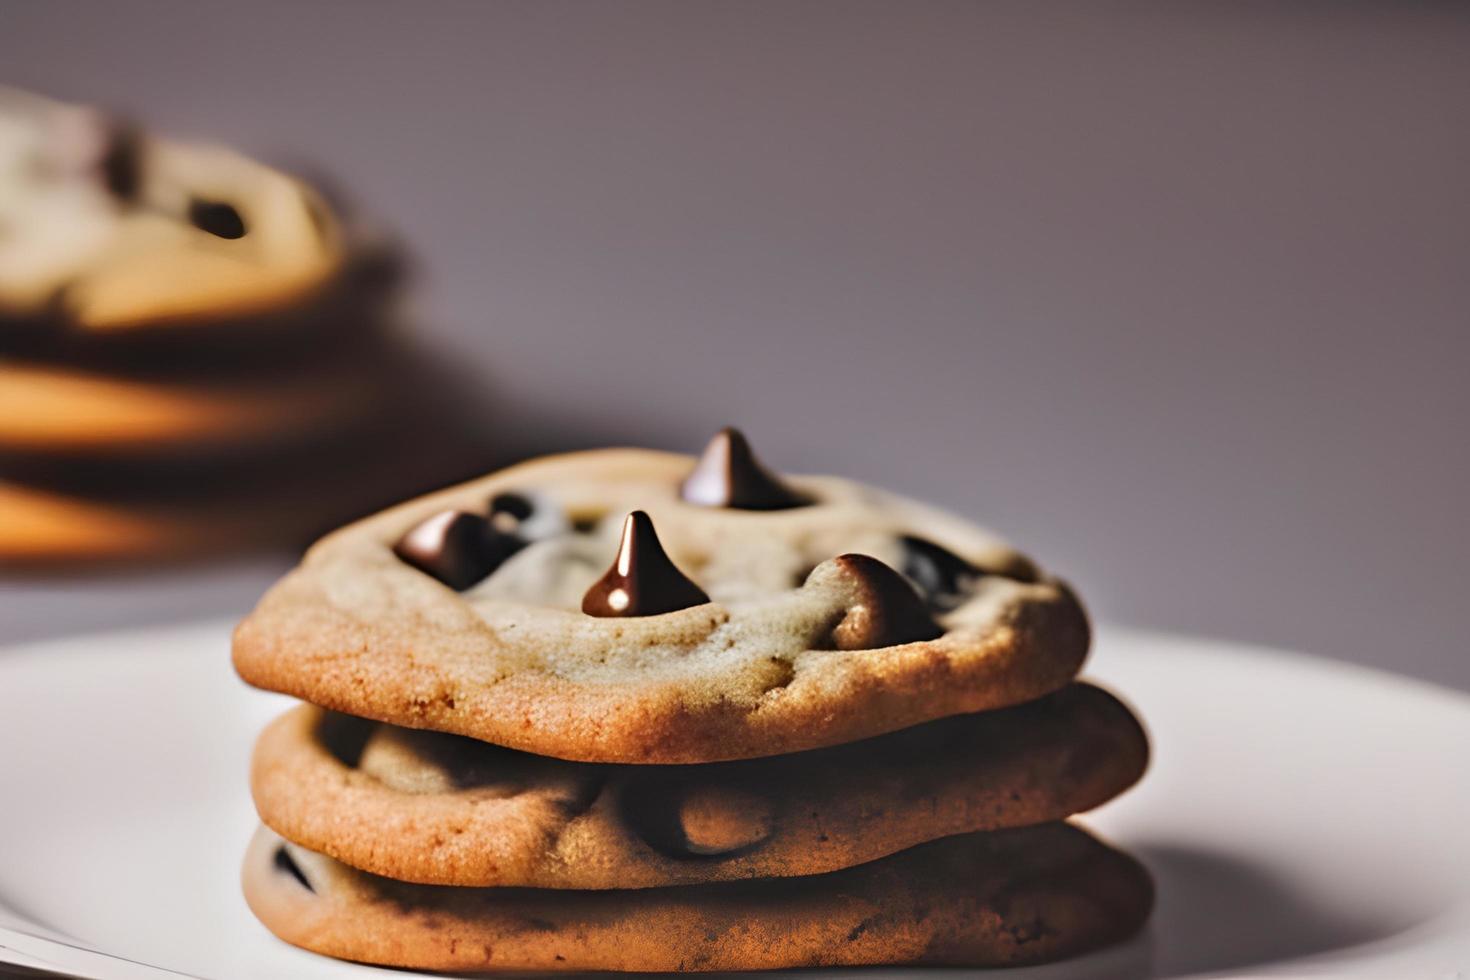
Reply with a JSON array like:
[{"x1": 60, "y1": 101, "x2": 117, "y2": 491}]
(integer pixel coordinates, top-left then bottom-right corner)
[
  {"x1": 582, "y1": 511, "x2": 710, "y2": 617},
  {"x1": 826, "y1": 553, "x2": 942, "y2": 650},
  {"x1": 680, "y1": 428, "x2": 810, "y2": 510},
  {"x1": 393, "y1": 509, "x2": 523, "y2": 591},
  {"x1": 187, "y1": 198, "x2": 247, "y2": 239},
  {"x1": 901, "y1": 535, "x2": 981, "y2": 611}
]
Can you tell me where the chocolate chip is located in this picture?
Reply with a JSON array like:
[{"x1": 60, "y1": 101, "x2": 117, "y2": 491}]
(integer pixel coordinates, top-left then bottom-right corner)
[
  {"x1": 617, "y1": 781, "x2": 684, "y2": 856},
  {"x1": 488, "y1": 492, "x2": 534, "y2": 536},
  {"x1": 827, "y1": 553, "x2": 942, "y2": 650},
  {"x1": 680, "y1": 428, "x2": 810, "y2": 510},
  {"x1": 582, "y1": 511, "x2": 709, "y2": 617},
  {"x1": 187, "y1": 198, "x2": 246, "y2": 239},
  {"x1": 392, "y1": 509, "x2": 523, "y2": 591},
  {"x1": 900, "y1": 535, "x2": 981, "y2": 611},
  {"x1": 98, "y1": 123, "x2": 142, "y2": 202},
  {"x1": 901, "y1": 535, "x2": 1040, "y2": 601},
  {"x1": 488, "y1": 490, "x2": 571, "y2": 541},
  {"x1": 490, "y1": 492, "x2": 534, "y2": 523},
  {"x1": 315, "y1": 712, "x2": 373, "y2": 767},
  {"x1": 272, "y1": 846, "x2": 314, "y2": 893}
]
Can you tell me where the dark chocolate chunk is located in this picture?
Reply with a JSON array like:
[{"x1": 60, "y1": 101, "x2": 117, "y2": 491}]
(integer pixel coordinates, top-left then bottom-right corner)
[
  {"x1": 617, "y1": 780, "x2": 689, "y2": 858},
  {"x1": 582, "y1": 511, "x2": 709, "y2": 617},
  {"x1": 828, "y1": 553, "x2": 942, "y2": 650},
  {"x1": 392, "y1": 509, "x2": 522, "y2": 591},
  {"x1": 680, "y1": 428, "x2": 810, "y2": 510},
  {"x1": 490, "y1": 492, "x2": 535, "y2": 523},
  {"x1": 315, "y1": 712, "x2": 374, "y2": 768},
  {"x1": 187, "y1": 198, "x2": 247, "y2": 239},
  {"x1": 98, "y1": 123, "x2": 143, "y2": 202},
  {"x1": 900, "y1": 535, "x2": 981, "y2": 611},
  {"x1": 489, "y1": 490, "x2": 571, "y2": 540},
  {"x1": 488, "y1": 491, "x2": 535, "y2": 536},
  {"x1": 272, "y1": 846, "x2": 314, "y2": 893}
]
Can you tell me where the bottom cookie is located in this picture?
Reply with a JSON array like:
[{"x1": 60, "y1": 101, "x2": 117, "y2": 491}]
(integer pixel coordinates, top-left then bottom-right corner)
[{"x1": 243, "y1": 822, "x2": 1151, "y2": 972}]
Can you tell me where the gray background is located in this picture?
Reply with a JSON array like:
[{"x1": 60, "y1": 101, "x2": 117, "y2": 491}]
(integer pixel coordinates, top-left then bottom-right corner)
[{"x1": 3, "y1": 1, "x2": 1467, "y2": 690}]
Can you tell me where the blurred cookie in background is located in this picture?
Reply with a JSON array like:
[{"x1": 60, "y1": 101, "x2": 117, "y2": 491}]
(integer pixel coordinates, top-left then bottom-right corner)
[
  {"x1": 0, "y1": 88, "x2": 492, "y2": 567},
  {"x1": 0, "y1": 408, "x2": 477, "y2": 566},
  {"x1": 0, "y1": 86, "x2": 389, "y2": 351},
  {"x1": 0, "y1": 354, "x2": 390, "y2": 457}
]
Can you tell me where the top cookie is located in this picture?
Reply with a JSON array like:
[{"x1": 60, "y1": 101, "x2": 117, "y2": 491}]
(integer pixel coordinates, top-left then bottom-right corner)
[
  {"x1": 233, "y1": 431, "x2": 1090, "y2": 762},
  {"x1": 0, "y1": 87, "x2": 345, "y2": 337}
]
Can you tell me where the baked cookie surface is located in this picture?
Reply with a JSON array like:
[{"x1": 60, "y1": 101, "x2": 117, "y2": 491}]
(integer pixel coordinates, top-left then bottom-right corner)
[
  {"x1": 243, "y1": 822, "x2": 1153, "y2": 972},
  {"x1": 233, "y1": 439, "x2": 1091, "y2": 762},
  {"x1": 251, "y1": 682, "x2": 1147, "y2": 888}
]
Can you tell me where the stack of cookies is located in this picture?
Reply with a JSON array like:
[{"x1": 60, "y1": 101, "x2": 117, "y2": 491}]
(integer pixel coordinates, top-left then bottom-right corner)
[
  {"x1": 0, "y1": 88, "x2": 471, "y2": 564},
  {"x1": 234, "y1": 430, "x2": 1153, "y2": 971}
]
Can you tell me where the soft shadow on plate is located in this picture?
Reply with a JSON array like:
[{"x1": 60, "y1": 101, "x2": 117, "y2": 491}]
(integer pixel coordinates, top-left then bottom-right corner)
[{"x1": 1138, "y1": 842, "x2": 1417, "y2": 977}]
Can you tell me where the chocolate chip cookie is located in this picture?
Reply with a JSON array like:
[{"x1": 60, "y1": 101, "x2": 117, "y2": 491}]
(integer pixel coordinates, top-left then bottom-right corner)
[
  {"x1": 0, "y1": 88, "x2": 481, "y2": 566},
  {"x1": 0, "y1": 86, "x2": 345, "y2": 338},
  {"x1": 235, "y1": 429, "x2": 1150, "y2": 971},
  {"x1": 234, "y1": 432, "x2": 1091, "y2": 763}
]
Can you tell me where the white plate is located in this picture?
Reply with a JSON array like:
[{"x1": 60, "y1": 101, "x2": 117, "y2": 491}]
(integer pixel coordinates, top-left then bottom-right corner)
[{"x1": 0, "y1": 621, "x2": 1467, "y2": 979}]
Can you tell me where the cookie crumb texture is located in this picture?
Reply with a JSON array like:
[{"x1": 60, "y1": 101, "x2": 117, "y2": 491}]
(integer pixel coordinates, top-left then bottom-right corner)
[
  {"x1": 250, "y1": 683, "x2": 1148, "y2": 888},
  {"x1": 243, "y1": 822, "x2": 1153, "y2": 972},
  {"x1": 233, "y1": 448, "x2": 1091, "y2": 763}
]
